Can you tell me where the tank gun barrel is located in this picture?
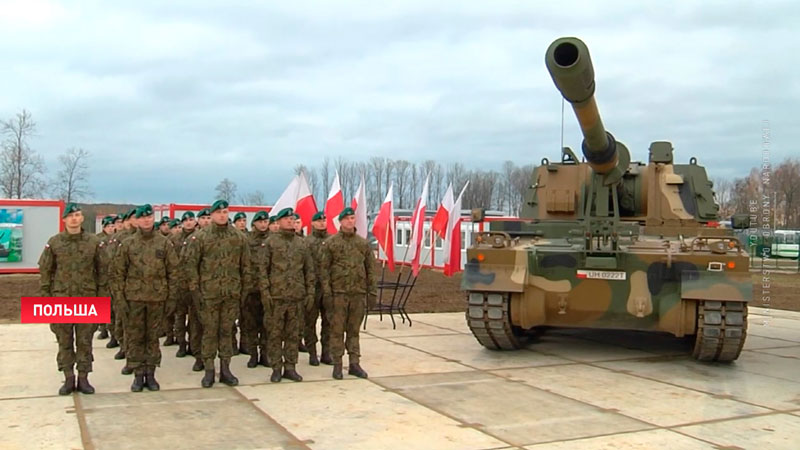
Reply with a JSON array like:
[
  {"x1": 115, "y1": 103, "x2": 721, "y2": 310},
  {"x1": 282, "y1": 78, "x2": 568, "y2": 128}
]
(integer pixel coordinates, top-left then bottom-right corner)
[{"x1": 545, "y1": 37, "x2": 618, "y2": 174}]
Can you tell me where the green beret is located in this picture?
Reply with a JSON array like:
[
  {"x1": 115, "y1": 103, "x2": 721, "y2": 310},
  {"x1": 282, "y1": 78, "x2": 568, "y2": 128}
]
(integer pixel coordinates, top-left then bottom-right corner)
[
  {"x1": 126, "y1": 208, "x2": 137, "y2": 219},
  {"x1": 312, "y1": 211, "x2": 325, "y2": 221},
  {"x1": 168, "y1": 219, "x2": 180, "y2": 229},
  {"x1": 233, "y1": 212, "x2": 247, "y2": 222},
  {"x1": 252, "y1": 210, "x2": 269, "y2": 224},
  {"x1": 118, "y1": 212, "x2": 128, "y2": 221},
  {"x1": 197, "y1": 208, "x2": 210, "y2": 218},
  {"x1": 210, "y1": 199, "x2": 229, "y2": 213},
  {"x1": 181, "y1": 211, "x2": 195, "y2": 221},
  {"x1": 112, "y1": 215, "x2": 123, "y2": 223},
  {"x1": 101, "y1": 215, "x2": 114, "y2": 226},
  {"x1": 292, "y1": 213, "x2": 300, "y2": 220},
  {"x1": 62, "y1": 202, "x2": 81, "y2": 218},
  {"x1": 268, "y1": 216, "x2": 277, "y2": 224},
  {"x1": 274, "y1": 207, "x2": 293, "y2": 221},
  {"x1": 135, "y1": 204, "x2": 153, "y2": 218},
  {"x1": 338, "y1": 207, "x2": 355, "y2": 221}
]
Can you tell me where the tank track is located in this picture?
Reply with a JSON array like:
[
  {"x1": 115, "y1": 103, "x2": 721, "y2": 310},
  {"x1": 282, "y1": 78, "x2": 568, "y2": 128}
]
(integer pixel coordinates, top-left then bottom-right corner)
[
  {"x1": 692, "y1": 300, "x2": 748, "y2": 362},
  {"x1": 466, "y1": 292, "x2": 525, "y2": 350}
]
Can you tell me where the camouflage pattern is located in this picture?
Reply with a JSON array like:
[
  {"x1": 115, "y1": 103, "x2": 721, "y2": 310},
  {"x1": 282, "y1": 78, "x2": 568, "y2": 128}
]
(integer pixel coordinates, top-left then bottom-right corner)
[
  {"x1": 182, "y1": 223, "x2": 251, "y2": 369},
  {"x1": 38, "y1": 229, "x2": 106, "y2": 372},
  {"x1": 112, "y1": 228, "x2": 179, "y2": 371},
  {"x1": 319, "y1": 229, "x2": 376, "y2": 365},
  {"x1": 462, "y1": 36, "x2": 752, "y2": 363},
  {"x1": 169, "y1": 228, "x2": 197, "y2": 348},
  {"x1": 259, "y1": 230, "x2": 315, "y2": 369},
  {"x1": 241, "y1": 228, "x2": 270, "y2": 356},
  {"x1": 95, "y1": 230, "x2": 114, "y2": 336},
  {"x1": 304, "y1": 228, "x2": 330, "y2": 357},
  {"x1": 108, "y1": 227, "x2": 137, "y2": 349}
]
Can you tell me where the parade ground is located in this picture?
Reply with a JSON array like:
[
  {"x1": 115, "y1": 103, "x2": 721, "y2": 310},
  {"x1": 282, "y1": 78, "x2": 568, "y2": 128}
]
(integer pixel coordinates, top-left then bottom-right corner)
[{"x1": 1, "y1": 308, "x2": 799, "y2": 450}]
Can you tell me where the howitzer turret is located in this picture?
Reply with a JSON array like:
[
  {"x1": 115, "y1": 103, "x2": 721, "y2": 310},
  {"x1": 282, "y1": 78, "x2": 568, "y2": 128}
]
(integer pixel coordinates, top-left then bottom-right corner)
[{"x1": 545, "y1": 37, "x2": 629, "y2": 185}]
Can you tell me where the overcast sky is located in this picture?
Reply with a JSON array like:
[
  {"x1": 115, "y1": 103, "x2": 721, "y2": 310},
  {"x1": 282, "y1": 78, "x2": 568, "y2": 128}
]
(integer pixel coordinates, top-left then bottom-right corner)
[{"x1": 1, "y1": 0, "x2": 796, "y2": 205}]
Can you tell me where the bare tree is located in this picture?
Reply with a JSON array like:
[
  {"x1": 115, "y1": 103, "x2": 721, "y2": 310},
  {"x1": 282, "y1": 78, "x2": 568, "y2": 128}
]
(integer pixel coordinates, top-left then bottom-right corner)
[
  {"x1": 1, "y1": 109, "x2": 46, "y2": 198},
  {"x1": 320, "y1": 157, "x2": 332, "y2": 199},
  {"x1": 240, "y1": 190, "x2": 266, "y2": 206},
  {"x1": 52, "y1": 147, "x2": 92, "y2": 203},
  {"x1": 393, "y1": 160, "x2": 411, "y2": 209},
  {"x1": 712, "y1": 177, "x2": 735, "y2": 220},
  {"x1": 369, "y1": 157, "x2": 386, "y2": 210},
  {"x1": 773, "y1": 158, "x2": 800, "y2": 228},
  {"x1": 214, "y1": 178, "x2": 238, "y2": 202}
]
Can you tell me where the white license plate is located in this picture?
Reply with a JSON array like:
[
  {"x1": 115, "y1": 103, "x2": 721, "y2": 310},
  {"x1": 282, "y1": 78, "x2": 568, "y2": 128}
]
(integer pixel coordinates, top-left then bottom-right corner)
[{"x1": 576, "y1": 270, "x2": 627, "y2": 280}]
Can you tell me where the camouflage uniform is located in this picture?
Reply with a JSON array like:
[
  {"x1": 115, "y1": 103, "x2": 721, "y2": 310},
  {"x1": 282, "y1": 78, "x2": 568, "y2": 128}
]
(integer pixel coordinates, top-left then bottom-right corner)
[
  {"x1": 242, "y1": 228, "x2": 269, "y2": 365},
  {"x1": 304, "y1": 228, "x2": 331, "y2": 361},
  {"x1": 169, "y1": 227, "x2": 197, "y2": 356},
  {"x1": 320, "y1": 229, "x2": 376, "y2": 369},
  {"x1": 38, "y1": 229, "x2": 106, "y2": 393},
  {"x1": 113, "y1": 228, "x2": 179, "y2": 378},
  {"x1": 183, "y1": 221, "x2": 250, "y2": 379},
  {"x1": 259, "y1": 229, "x2": 315, "y2": 374},
  {"x1": 95, "y1": 229, "x2": 114, "y2": 338},
  {"x1": 108, "y1": 227, "x2": 137, "y2": 354}
]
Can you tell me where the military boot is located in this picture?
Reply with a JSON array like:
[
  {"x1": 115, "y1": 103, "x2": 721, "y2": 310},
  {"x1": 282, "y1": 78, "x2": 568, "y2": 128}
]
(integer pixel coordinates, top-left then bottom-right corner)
[
  {"x1": 246, "y1": 352, "x2": 258, "y2": 368},
  {"x1": 176, "y1": 342, "x2": 188, "y2": 358},
  {"x1": 106, "y1": 337, "x2": 119, "y2": 348},
  {"x1": 298, "y1": 341, "x2": 308, "y2": 353},
  {"x1": 348, "y1": 363, "x2": 368, "y2": 379},
  {"x1": 201, "y1": 369, "x2": 215, "y2": 388},
  {"x1": 332, "y1": 364, "x2": 343, "y2": 380},
  {"x1": 76, "y1": 372, "x2": 95, "y2": 394},
  {"x1": 59, "y1": 371, "x2": 76, "y2": 395},
  {"x1": 219, "y1": 359, "x2": 239, "y2": 386},
  {"x1": 98, "y1": 328, "x2": 109, "y2": 340},
  {"x1": 283, "y1": 366, "x2": 303, "y2": 382},
  {"x1": 113, "y1": 349, "x2": 125, "y2": 360},
  {"x1": 192, "y1": 358, "x2": 204, "y2": 372},
  {"x1": 320, "y1": 352, "x2": 333, "y2": 365},
  {"x1": 131, "y1": 371, "x2": 145, "y2": 392},
  {"x1": 145, "y1": 368, "x2": 160, "y2": 391},
  {"x1": 308, "y1": 352, "x2": 320, "y2": 366},
  {"x1": 270, "y1": 368, "x2": 282, "y2": 383},
  {"x1": 164, "y1": 335, "x2": 176, "y2": 346}
]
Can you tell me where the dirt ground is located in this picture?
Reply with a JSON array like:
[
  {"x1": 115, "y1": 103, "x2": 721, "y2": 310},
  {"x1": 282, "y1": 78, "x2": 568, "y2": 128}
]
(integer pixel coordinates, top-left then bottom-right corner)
[{"x1": 1, "y1": 269, "x2": 796, "y2": 323}]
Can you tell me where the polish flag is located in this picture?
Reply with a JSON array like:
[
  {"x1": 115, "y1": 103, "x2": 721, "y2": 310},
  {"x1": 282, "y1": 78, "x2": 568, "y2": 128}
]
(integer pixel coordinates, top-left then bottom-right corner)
[
  {"x1": 295, "y1": 171, "x2": 318, "y2": 234},
  {"x1": 272, "y1": 175, "x2": 300, "y2": 215},
  {"x1": 371, "y1": 184, "x2": 395, "y2": 271},
  {"x1": 324, "y1": 172, "x2": 345, "y2": 234},
  {"x1": 443, "y1": 182, "x2": 468, "y2": 277},
  {"x1": 409, "y1": 175, "x2": 430, "y2": 276},
  {"x1": 431, "y1": 183, "x2": 454, "y2": 239},
  {"x1": 351, "y1": 174, "x2": 368, "y2": 238}
]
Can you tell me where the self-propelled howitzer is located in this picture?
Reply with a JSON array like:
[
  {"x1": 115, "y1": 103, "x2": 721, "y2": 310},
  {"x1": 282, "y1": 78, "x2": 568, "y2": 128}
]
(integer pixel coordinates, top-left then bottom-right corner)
[{"x1": 463, "y1": 37, "x2": 751, "y2": 362}]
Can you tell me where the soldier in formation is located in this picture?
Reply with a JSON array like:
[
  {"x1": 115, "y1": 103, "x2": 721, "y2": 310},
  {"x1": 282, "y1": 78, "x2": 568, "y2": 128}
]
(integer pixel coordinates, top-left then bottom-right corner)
[
  {"x1": 259, "y1": 207, "x2": 315, "y2": 382},
  {"x1": 95, "y1": 215, "x2": 116, "y2": 340},
  {"x1": 243, "y1": 210, "x2": 270, "y2": 368},
  {"x1": 112, "y1": 204, "x2": 179, "y2": 392},
  {"x1": 304, "y1": 211, "x2": 331, "y2": 365},
  {"x1": 38, "y1": 203, "x2": 106, "y2": 395},
  {"x1": 170, "y1": 211, "x2": 198, "y2": 360},
  {"x1": 183, "y1": 200, "x2": 251, "y2": 388},
  {"x1": 320, "y1": 207, "x2": 375, "y2": 379}
]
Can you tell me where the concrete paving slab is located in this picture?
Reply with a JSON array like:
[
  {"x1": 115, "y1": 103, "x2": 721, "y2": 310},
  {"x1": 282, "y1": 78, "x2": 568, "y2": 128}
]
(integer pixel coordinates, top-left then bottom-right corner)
[
  {"x1": 356, "y1": 337, "x2": 469, "y2": 377},
  {"x1": 733, "y1": 350, "x2": 800, "y2": 382},
  {"x1": 495, "y1": 365, "x2": 769, "y2": 427},
  {"x1": 524, "y1": 428, "x2": 716, "y2": 449},
  {"x1": 374, "y1": 371, "x2": 649, "y2": 446},
  {"x1": 747, "y1": 322, "x2": 800, "y2": 342},
  {"x1": 0, "y1": 323, "x2": 59, "y2": 351},
  {"x1": 749, "y1": 345, "x2": 800, "y2": 359},
  {"x1": 412, "y1": 312, "x2": 472, "y2": 334},
  {"x1": 238, "y1": 379, "x2": 508, "y2": 450},
  {"x1": 391, "y1": 333, "x2": 574, "y2": 370},
  {"x1": 80, "y1": 388, "x2": 304, "y2": 449},
  {"x1": 0, "y1": 396, "x2": 83, "y2": 449},
  {"x1": 675, "y1": 413, "x2": 800, "y2": 450},
  {"x1": 594, "y1": 358, "x2": 800, "y2": 410},
  {"x1": 0, "y1": 349, "x2": 66, "y2": 399},
  {"x1": 559, "y1": 328, "x2": 692, "y2": 356},
  {"x1": 528, "y1": 335, "x2": 658, "y2": 362},
  {"x1": 363, "y1": 315, "x2": 462, "y2": 337},
  {"x1": 743, "y1": 334, "x2": 800, "y2": 350}
]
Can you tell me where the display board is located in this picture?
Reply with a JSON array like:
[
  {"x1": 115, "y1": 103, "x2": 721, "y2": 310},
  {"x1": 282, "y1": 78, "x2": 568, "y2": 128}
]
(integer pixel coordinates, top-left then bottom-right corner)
[{"x1": 0, "y1": 200, "x2": 64, "y2": 273}]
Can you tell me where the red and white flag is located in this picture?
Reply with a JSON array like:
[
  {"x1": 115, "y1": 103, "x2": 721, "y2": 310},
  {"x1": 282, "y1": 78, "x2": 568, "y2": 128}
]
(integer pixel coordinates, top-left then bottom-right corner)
[
  {"x1": 351, "y1": 173, "x2": 368, "y2": 238},
  {"x1": 443, "y1": 182, "x2": 468, "y2": 277},
  {"x1": 324, "y1": 171, "x2": 345, "y2": 234},
  {"x1": 431, "y1": 183, "x2": 453, "y2": 238},
  {"x1": 371, "y1": 184, "x2": 395, "y2": 271},
  {"x1": 272, "y1": 175, "x2": 299, "y2": 215},
  {"x1": 295, "y1": 170, "x2": 318, "y2": 234},
  {"x1": 409, "y1": 175, "x2": 430, "y2": 276}
]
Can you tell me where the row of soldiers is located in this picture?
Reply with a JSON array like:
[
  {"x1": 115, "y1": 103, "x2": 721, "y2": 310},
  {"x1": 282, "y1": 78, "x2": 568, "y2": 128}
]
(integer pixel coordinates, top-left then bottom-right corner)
[{"x1": 39, "y1": 200, "x2": 376, "y2": 394}]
